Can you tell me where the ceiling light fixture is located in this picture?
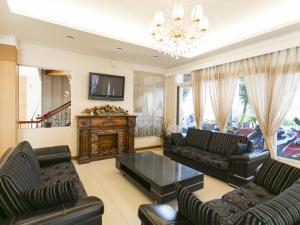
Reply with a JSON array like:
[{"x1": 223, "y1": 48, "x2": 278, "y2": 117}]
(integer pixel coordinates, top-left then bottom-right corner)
[
  {"x1": 116, "y1": 47, "x2": 123, "y2": 51},
  {"x1": 153, "y1": 55, "x2": 159, "y2": 58},
  {"x1": 150, "y1": 1, "x2": 209, "y2": 59}
]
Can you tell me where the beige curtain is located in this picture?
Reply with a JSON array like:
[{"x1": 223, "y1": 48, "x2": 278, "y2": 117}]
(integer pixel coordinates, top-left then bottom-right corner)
[
  {"x1": 207, "y1": 62, "x2": 240, "y2": 132},
  {"x1": 242, "y1": 47, "x2": 300, "y2": 158},
  {"x1": 192, "y1": 70, "x2": 207, "y2": 128},
  {"x1": 164, "y1": 75, "x2": 177, "y2": 127}
]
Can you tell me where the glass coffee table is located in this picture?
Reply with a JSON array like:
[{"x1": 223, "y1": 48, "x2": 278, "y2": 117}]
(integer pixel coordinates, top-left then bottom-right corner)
[{"x1": 116, "y1": 151, "x2": 203, "y2": 203}]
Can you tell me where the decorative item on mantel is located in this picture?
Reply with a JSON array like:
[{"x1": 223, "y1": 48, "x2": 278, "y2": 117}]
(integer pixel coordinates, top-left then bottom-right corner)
[{"x1": 83, "y1": 104, "x2": 128, "y2": 116}]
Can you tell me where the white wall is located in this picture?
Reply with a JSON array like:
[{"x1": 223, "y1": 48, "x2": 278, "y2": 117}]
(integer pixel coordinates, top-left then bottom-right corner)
[
  {"x1": 0, "y1": 34, "x2": 17, "y2": 46},
  {"x1": 17, "y1": 43, "x2": 164, "y2": 156}
]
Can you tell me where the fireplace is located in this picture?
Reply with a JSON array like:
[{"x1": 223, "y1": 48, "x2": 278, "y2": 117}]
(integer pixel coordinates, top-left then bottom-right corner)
[{"x1": 77, "y1": 115, "x2": 136, "y2": 164}]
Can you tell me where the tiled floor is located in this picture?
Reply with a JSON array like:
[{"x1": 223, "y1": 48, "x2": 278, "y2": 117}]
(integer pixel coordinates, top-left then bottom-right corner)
[{"x1": 74, "y1": 149, "x2": 234, "y2": 225}]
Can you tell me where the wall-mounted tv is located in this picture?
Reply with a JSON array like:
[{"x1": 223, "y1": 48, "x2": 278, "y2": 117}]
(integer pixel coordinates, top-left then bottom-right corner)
[{"x1": 88, "y1": 73, "x2": 125, "y2": 101}]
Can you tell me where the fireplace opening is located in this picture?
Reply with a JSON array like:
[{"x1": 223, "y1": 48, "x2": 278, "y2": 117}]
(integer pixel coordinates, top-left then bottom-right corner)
[{"x1": 96, "y1": 133, "x2": 118, "y2": 156}]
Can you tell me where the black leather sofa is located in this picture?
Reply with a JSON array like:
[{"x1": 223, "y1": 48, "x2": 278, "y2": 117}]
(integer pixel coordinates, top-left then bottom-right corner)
[
  {"x1": 139, "y1": 158, "x2": 300, "y2": 225},
  {"x1": 164, "y1": 128, "x2": 270, "y2": 186},
  {"x1": 0, "y1": 141, "x2": 104, "y2": 225}
]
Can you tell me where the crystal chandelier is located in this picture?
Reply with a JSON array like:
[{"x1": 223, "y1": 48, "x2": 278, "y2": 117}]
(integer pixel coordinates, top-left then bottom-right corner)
[{"x1": 150, "y1": 1, "x2": 209, "y2": 59}]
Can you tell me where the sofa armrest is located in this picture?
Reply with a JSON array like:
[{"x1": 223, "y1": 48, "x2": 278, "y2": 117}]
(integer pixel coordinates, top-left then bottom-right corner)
[
  {"x1": 1, "y1": 196, "x2": 104, "y2": 225},
  {"x1": 163, "y1": 135, "x2": 174, "y2": 152},
  {"x1": 34, "y1": 145, "x2": 71, "y2": 167},
  {"x1": 229, "y1": 149, "x2": 270, "y2": 161},
  {"x1": 138, "y1": 204, "x2": 192, "y2": 225},
  {"x1": 228, "y1": 150, "x2": 270, "y2": 181}
]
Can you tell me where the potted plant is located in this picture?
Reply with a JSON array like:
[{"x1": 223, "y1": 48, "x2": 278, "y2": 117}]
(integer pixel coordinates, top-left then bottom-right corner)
[{"x1": 43, "y1": 112, "x2": 52, "y2": 128}]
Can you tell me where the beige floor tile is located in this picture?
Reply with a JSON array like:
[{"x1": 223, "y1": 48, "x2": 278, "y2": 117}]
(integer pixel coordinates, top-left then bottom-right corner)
[
  {"x1": 75, "y1": 149, "x2": 234, "y2": 225},
  {"x1": 109, "y1": 185, "x2": 153, "y2": 225}
]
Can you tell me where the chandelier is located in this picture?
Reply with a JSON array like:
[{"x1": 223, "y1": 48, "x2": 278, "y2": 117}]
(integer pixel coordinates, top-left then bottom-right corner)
[{"x1": 150, "y1": 1, "x2": 209, "y2": 59}]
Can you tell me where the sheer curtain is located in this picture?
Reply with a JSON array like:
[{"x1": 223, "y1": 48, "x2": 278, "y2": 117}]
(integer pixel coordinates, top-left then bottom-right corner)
[
  {"x1": 242, "y1": 47, "x2": 300, "y2": 158},
  {"x1": 192, "y1": 70, "x2": 207, "y2": 128},
  {"x1": 207, "y1": 62, "x2": 240, "y2": 132},
  {"x1": 134, "y1": 71, "x2": 165, "y2": 137}
]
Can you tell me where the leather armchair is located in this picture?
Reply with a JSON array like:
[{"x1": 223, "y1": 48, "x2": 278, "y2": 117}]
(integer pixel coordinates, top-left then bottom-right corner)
[{"x1": 1, "y1": 197, "x2": 104, "y2": 225}]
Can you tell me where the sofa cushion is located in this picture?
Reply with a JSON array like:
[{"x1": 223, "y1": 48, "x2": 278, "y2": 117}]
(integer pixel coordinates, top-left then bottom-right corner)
[
  {"x1": 222, "y1": 182, "x2": 275, "y2": 211},
  {"x1": 193, "y1": 150, "x2": 229, "y2": 171},
  {"x1": 236, "y1": 179, "x2": 300, "y2": 225},
  {"x1": 39, "y1": 162, "x2": 87, "y2": 198},
  {"x1": 171, "y1": 133, "x2": 186, "y2": 146},
  {"x1": 175, "y1": 183, "x2": 220, "y2": 225},
  {"x1": 24, "y1": 178, "x2": 80, "y2": 209},
  {"x1": 170, "y1": 145, "x2": 200, "y2": 157},
  {"x1": 208, "y1": 132, "x2": 249, "y2": 156},
  {"x1": 170, "y1": 146, "x2": 228, "y2": 171},
  {"x1": 186, "y1": 128, "x2": 212, "y2": 150},
  {"x1": 226, "y1": 142, "x2": 252, "y2": 160},
  {"x1": 206, "y1": 199, "x2": 244, "y2": 225},
  {"x1": 254, "y1": 158, "x2": 300, "y2": 194}
]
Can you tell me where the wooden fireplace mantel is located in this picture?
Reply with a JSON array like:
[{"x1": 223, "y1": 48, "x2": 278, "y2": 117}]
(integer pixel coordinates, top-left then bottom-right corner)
[{"x1": 76, "y1": 115, "x2": 136, "y2": 164}]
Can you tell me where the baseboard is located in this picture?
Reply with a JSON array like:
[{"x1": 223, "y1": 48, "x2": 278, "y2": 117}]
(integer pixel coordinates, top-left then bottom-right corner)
[
  {"x1": 134, "y1": 145, "x2": 162, "y2": 151},
  {"x1": 71, "y1": 156, "x2": 78, "y2": 160}
]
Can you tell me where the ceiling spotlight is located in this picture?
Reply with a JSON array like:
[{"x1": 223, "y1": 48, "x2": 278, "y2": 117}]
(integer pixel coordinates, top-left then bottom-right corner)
[
  {"x1": 66, "y1": 35, "x2": 74, "y2": 40},
  {"x1": 153, "y1": 55, "x2": 159, "y2": 58},
  {"x1": 117, "y1": 47, "x2": 122, "y2": 51}
]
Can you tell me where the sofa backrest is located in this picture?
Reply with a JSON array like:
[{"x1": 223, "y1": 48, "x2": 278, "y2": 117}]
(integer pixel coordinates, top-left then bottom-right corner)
[
  {"x1": 255, "y1": 158, "x2": 300, "y2": 195},
  {"x1": 237, "y1": 178, "x2": 300, "y2": 225},
  {"x1": 175, "y1": 183, "x2": 220, "y2": 225},
  {"x1": 0, "y1": 142, "x2": 40, "y2": 217},
  {"x1": 207, "y1": 132, "x2": 249, "y2": 155},
  {"x1": 185, "y1": 128, "x2": 212, "y2": 150}
]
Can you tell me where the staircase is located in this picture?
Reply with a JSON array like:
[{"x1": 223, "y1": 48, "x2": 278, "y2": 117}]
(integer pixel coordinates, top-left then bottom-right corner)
[{"x1": 19, "y1": 101, "x2": 71, "y2": 128}]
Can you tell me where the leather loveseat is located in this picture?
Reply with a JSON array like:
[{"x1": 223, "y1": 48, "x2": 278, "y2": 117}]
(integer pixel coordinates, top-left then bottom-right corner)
[
  {"x1": 139, "y1": 158, "x2": 300, "y2": 225},
  {"x1": 164, "y1": 128, "x2": 270, "y2": 186},
  {"x1": 0, "y1": 141, "x2": 104, "y2": 225}
]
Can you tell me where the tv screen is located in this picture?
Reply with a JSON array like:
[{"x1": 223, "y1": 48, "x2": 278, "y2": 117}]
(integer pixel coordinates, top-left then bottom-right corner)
[{"x1": 88, "y1": 73, "x2": 125, "y2": 101}]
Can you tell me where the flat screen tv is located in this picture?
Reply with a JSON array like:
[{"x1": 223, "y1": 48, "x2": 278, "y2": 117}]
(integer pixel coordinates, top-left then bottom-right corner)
[{"x1": 88, "y1": 73, "x2": 125, "y2": 101}]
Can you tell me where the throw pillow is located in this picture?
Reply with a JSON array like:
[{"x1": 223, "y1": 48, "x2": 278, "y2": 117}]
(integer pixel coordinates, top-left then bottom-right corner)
[
  {"x1": 175, "y1": 183, "x2": 220, "y2": 225},
  {"x1": 171, "y1": 133, "x2": 185, "y2": 146},
  {"x1": 226, "y1": 142, "x2": 250, "y2": 160},
  {"x1": 255, "y1": 159, "x2": 300, "y2": 194},
  {"x1": 24, "y1": 179, "x2": 80, "y2": 209},
  {"x1": 0, "y1": 176, "x2": 32, "y2": 217}
]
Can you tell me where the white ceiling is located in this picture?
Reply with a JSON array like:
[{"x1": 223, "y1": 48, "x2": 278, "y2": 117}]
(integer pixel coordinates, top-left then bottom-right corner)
[{"x1": 1, "y1": 0, "x2": 300, "y2": 68}]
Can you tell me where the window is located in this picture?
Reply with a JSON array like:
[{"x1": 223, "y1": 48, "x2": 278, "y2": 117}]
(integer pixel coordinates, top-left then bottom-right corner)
[
  {"x1": 177, "y1": 86, "x2": 195, "y2": 134},
  {"x1": 202, "y1": 90, "x2": 218, "y2": 131},
  {"x1": 277, "y1": 83, "x2": 300, "y2": 161},
  {"x1": 176, "y1": 73, "x2": 195, "y2": 134},
  {"x1": 134, "y1": 71, "x2": 164, "y2": 137},
  {"x1": 227, "y1": 76, "x2": 300, "y2": 156},
  {"x1": 227, "y1": 77, "x2": 261, "y2": 149}
]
